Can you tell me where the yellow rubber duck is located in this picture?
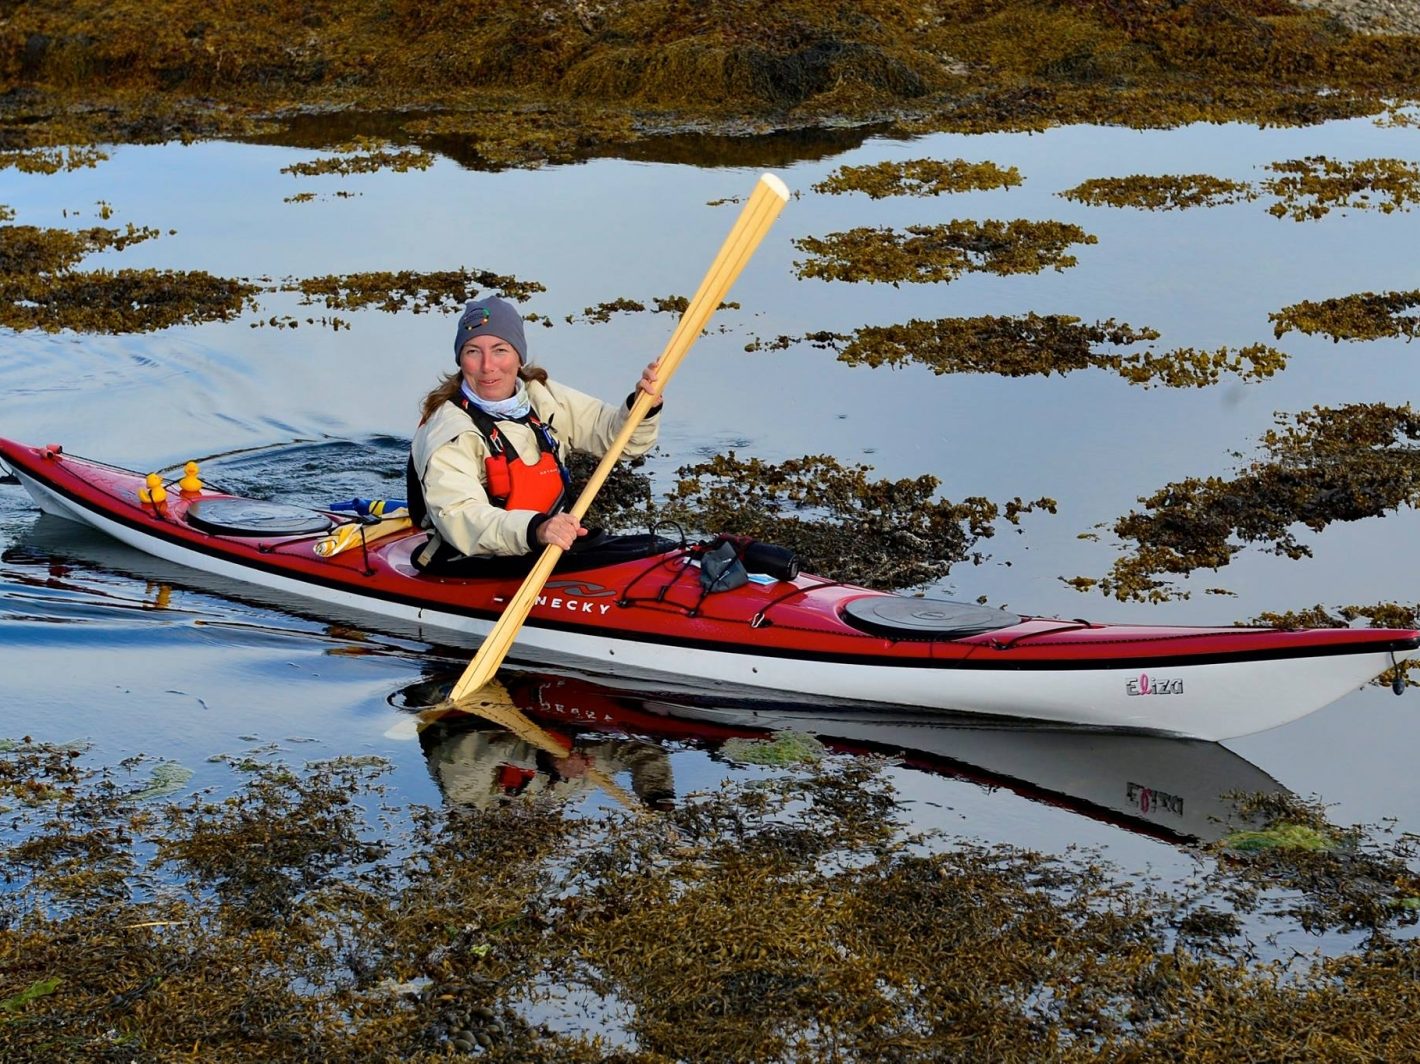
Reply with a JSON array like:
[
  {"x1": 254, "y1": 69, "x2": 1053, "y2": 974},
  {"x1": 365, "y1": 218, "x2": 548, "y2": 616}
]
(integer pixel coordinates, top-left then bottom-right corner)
[
  {"x1": 139, "y1": 472, "x2": 168, "y2": 507},
  {"x1": 179, "y1": 461, "x2": 204, "y2": 494}
]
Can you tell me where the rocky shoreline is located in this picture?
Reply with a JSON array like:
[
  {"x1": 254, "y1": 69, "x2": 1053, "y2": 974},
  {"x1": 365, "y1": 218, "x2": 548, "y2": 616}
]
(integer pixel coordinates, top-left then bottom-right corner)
[
  {"x1": 3, "y1": 1, "x2": 1419, "y2": 165},
  {"x1": 1303, "y1": 0, "x2": 1420, "y2": 34}
]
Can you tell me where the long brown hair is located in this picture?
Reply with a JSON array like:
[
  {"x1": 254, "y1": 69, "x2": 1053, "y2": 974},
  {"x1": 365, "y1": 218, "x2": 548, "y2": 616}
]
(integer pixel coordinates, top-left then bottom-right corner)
[{"x1": 418, "y1": 365, "x2": 549, "y2": 424}]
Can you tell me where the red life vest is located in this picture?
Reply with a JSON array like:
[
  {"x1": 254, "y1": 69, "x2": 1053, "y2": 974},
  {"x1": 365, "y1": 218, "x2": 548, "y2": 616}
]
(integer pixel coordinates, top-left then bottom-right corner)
[{"x1": 457, "y1": 395, "x2": 569, "y2": 514}]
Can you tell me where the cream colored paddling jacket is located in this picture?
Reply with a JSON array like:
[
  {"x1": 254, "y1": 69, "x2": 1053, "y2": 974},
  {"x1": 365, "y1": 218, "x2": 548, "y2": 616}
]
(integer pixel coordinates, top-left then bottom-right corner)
[{"x1": 410, "y1": 378, "x2": 660, "y2": 559}]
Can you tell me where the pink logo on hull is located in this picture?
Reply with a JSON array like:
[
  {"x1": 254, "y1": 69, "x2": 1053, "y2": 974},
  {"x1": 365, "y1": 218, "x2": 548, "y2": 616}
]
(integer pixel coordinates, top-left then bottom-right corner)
[{"x1": 1126, "y1": 673, "x2": 1183, "y2": 696}]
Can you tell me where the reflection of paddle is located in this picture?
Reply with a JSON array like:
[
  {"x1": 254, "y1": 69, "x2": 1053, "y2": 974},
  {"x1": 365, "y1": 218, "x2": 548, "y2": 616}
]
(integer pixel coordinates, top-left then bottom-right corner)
[
  {"x1": 420, "y1": 681, "x2": 640, "y2": 811},
  {"x1": 447, "y1": 173, "x2": 791, "y2": 703}
]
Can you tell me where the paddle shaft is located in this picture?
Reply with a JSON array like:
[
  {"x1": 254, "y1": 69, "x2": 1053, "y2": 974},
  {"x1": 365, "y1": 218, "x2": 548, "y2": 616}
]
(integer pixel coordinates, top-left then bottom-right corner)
[{"x1": 449, "y1": 173, "x2": 790, "y2": 702}]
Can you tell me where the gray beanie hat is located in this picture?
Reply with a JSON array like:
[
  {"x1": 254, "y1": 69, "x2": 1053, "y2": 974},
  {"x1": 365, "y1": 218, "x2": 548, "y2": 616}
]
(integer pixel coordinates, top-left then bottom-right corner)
[{"x1": 453, "y1": 296, "x2": 527, "y2": 365}]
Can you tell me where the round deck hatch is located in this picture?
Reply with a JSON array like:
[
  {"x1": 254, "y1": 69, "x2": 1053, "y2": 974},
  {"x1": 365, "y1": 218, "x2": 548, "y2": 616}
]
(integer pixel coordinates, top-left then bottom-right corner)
[
  {"x1": 842, "y1": 596, "x2": 1021, "y2": 639},
  {"x1": 186, "y1": 497, "x2": 334, "y2": 537}
]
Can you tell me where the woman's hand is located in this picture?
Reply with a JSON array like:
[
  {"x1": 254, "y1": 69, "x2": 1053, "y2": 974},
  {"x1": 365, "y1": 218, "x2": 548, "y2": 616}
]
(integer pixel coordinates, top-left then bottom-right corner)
[
  {"x1": 535, "y1": 511, "x2": 589, "y2": 550},
  {"x1": 637, "y1": 360, "x2": 663, "y2": 408}
]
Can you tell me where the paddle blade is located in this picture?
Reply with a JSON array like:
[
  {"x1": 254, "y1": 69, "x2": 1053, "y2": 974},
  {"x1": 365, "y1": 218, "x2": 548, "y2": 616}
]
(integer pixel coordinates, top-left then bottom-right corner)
[
  {"x1": 649, "y1": 172, "x2": 790, "y2": 385},
  {"x1": 448, "y1": 172, "x2": 790, "y2": 702}
]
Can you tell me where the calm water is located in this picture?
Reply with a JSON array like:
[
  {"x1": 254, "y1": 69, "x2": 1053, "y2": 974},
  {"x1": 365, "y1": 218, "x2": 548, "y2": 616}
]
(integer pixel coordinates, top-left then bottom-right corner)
[{"x1": 4, "y1": 116, "x2": 1420, "y2": 874}]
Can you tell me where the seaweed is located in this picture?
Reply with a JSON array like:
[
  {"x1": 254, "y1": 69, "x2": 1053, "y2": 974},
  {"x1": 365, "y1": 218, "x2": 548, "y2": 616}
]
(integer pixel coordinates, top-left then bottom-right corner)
[
  {"x1": 0, "y1": 222, "x2": 546, "y2": 333},
  {"x1": 0, "y1": 268, "x2": 259, "y2": 333},
  {"x1": 564, "y1": 294, "x2": 737, "y2": 324},
  {"x1": 566, "y1": 449, "x2": 656, "y2": 529},
  {"x1": 661, "y1": 451, "x2": 1056, "y2": 589},
  {"x1": 0, "y1": 221, "x2": 159, "y2": 274},
  {"x1": 1262, "y1": 155, "x2": 1420, "y2": 219},
  {"x1": 813, "y1": 157, "x2": 1023, "y2": 198},
  {"x1": 1209, "y1": 793, "x2": 1420, "y2": 934},
  {"x1": 0, "y1": 145, "x2": 108, "y2": 172},
  {"x1": 3, "y1": 741, "x2": 1419, "y2": 1061},
  {"x1": 719, "y1": 731, "x2": 827, "y2": 766},
  {"x1": 792, "y1": 220, "x2": 1098, "y2": 285},
  {"x1": 1271, "y1": 289, "x2": 1420, "y2": 341},
  {"x1": 1059, "y1": 173, "x2": 1257, "y2": 210},
  {"x1": 752, "y1": 315, "x2": 1289, "y2": 388},
  {"x1": 1075, "y1": 403, "x2": 1420, "y2": 602},
  {"x1": 1250, "y1": 600, "x2": 1420, "y2": 630},
  {"x1": 280, "y1": 136, "x2": 435, "y2": 177},
  {"x1": 566, "y1": 296, "x2": 647, "y2": 324},
  {"x1": 289, "y1": 269, "x2": 545, "y2": 313}
]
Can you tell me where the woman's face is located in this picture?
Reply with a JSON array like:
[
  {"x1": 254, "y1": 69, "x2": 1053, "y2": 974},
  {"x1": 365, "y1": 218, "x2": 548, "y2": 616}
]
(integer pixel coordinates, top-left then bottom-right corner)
[{"x1": 458, "y1": 334, "x2": 521, "y2": 401}]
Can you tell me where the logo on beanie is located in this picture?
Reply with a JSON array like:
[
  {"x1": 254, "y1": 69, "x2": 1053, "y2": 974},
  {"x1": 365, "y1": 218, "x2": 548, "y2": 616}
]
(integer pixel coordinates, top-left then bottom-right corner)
[{"x1": 460, "y1": 308, "x2": 490, "y2": 335}]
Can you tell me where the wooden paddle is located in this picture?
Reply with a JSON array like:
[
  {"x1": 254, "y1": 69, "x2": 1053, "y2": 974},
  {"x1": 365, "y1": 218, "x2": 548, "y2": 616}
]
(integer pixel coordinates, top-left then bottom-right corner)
[{"x1": 447, "y1": 172, "x2": 790, "y2": 704}]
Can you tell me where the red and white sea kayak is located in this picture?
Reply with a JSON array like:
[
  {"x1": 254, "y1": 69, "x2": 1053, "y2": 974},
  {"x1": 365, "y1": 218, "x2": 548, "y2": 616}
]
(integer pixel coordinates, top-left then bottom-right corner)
[{"x1": 3, "y1": 437, "x2": 1415, "y2": 741}]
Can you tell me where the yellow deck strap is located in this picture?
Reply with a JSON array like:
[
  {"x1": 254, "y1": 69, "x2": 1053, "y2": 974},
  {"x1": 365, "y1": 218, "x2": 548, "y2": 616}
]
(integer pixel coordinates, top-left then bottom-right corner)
[{"x1": 313, "y1": 515, "x2": 413, "y2": 558}]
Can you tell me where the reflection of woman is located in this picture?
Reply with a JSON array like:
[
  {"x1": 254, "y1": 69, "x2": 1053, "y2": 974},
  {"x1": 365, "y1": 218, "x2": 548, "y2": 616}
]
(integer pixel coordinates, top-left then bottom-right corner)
[
  {"x1": 408, "y1": 296, "x2": 662, "y2": 570},
  {"x1": 419, "y1": 720, "x2": 675, "y2": 812}
]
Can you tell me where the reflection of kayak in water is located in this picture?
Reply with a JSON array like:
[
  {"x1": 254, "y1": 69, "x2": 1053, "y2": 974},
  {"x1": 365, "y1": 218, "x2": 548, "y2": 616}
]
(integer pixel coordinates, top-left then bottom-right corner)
[
  {"x1": 5, "y1": 438, "x2": 1418, "y2": 740},
  {"x1": 398, "y1": 671, "x2": 1288, "y2": 845}
]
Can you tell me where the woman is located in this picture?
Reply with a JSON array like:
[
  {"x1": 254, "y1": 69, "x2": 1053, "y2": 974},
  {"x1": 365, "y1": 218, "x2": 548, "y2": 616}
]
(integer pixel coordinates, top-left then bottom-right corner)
[{"x1": 408, "y1": 296, "x2": 662, "y2": 570}]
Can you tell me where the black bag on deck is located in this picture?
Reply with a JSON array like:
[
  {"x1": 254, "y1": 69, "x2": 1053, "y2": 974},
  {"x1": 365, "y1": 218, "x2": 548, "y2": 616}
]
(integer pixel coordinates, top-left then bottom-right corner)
[{"x1": 700, "y1": 539, "x2": 749, "y2": 593}]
